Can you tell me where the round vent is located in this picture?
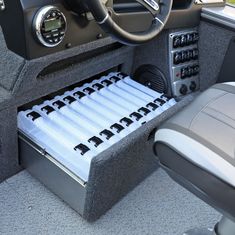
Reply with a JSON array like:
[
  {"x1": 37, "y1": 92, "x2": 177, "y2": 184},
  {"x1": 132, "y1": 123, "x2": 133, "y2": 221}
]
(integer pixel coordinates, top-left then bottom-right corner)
[{"x1": 134, "y1": 65, "x2": 168, "y2": 94}]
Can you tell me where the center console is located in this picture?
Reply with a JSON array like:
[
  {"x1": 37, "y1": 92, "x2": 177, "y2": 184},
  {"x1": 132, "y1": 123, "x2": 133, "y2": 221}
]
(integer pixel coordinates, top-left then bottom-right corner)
[
  {"x1": 169, "y1": 29, "x2": 200, "y2": 97},
  {"x1": 17, "y1": 71, "x2": 179, "y2": 221}
]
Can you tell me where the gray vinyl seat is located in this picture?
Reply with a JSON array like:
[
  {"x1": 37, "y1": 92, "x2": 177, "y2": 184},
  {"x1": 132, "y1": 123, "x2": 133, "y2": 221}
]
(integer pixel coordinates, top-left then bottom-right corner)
[{"x1": 154, "y1": 83, "x2": 235, "y2": 234}]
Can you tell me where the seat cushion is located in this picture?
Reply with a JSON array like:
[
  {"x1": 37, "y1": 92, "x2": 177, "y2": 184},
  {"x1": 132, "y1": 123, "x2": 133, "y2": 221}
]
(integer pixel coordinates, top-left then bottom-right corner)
[{"x1": 155, "y1": 83, "x2": 235, "y2": 187}]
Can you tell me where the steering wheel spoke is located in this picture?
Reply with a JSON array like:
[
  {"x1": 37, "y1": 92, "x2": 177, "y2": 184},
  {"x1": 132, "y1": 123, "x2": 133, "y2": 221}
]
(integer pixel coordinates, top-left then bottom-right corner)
[
  {"x1": 136, "y1": 0, "x2": 160, "y2": 17},
  {"x1": 86, "y1": 0, "x2": 173, "y2": 45}
]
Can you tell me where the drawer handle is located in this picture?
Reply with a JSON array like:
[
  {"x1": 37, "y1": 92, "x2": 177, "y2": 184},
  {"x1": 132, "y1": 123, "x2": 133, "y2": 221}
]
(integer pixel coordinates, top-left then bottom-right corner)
[
  {"x1": 110, "y1": 123, "x2": 124, "y2": 133},
  {"x1": 73, "y1": 91, "x2": 86, "y2": 99},
  {"x1": 109, "y1": 76, "x2": 121, "y2": 82},
  {"x1": 74, "y1": 143, "x2": 90, "y2": 156},
  {"x1": 120, "y1": 117, "x2": 133, "y2": 127},
  {"x1": 26, "y1": 111, "x2": 41, "y2": 121},
  {"x1": 52, "y1": 100, "x2": 66, "y2": 109},
  {"x1": 88, "y1": 136, "x2": 103, "y2": 147},
  {"x1": 92, "y1": 83, "x2": 104, "y2": 90},
  {"x1": 101, "y1": 79, "x2": 112, "y2": 86},
  {"x1": 118, "y1": 72, "x2": 128, "y2": 79},
  {"x1": 41, "y1": 105, "x2": 55, "y2": 115},
  {"x1": 129, "y1": 112, "x2": 143, "y2": 121},
  {"x1": 138, "y1": 107, "x2": 151, "y2": 116},
  {"x1": 63, "y1": 96, "x2": 76, "y2": 104},
  {"x1": 154, "y1": 98, "x2": 166, "y2": 106},
  {"x1": 146, "y1": 102, "x2": 159, "y2": 111},
  {"x1": 100, "y1": 129, "x2": 114, "y2": 140},
  {"x1": 83, "y1": 87, "x2": 95, "y2": 95}
]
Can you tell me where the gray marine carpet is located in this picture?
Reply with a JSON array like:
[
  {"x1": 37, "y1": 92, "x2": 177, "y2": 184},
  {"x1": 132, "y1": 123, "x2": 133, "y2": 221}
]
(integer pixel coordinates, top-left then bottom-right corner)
[{"x1": 0, "y1": 168, "x2": 220, "y2": 235}]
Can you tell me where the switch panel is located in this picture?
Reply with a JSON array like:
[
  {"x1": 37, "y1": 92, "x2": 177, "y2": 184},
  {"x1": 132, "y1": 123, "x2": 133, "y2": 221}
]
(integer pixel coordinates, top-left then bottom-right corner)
[{"x1": 169, "y1": 29, "x2": 200, "y2": 97}]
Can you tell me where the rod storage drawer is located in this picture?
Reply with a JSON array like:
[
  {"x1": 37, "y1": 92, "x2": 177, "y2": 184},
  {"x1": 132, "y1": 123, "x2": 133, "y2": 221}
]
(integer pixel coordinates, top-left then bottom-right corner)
[{"x1": 18, "y1": 72, "x2": 178, "y2": 221}]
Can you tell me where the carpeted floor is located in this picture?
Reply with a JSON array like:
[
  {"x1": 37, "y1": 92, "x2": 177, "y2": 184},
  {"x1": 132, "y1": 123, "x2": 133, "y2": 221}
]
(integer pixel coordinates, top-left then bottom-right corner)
[{"x1": 0, "y1": 168, "x2": 220, "y2": 235}]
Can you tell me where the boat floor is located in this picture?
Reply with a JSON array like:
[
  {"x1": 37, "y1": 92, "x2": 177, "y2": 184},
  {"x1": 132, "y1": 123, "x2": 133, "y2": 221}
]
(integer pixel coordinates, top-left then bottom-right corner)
[{"x1": 0, "y1": 168, "x2": 220, "y2": 235}]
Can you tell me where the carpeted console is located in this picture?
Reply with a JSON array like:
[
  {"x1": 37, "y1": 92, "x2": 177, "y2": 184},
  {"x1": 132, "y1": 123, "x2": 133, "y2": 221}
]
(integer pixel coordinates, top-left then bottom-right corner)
[
  {"x1": 17, "y1": 71, "x2": 194, "y2": 221},
  {"x1": 0, "y1": 25, "x2": 194, "y2": 221}
]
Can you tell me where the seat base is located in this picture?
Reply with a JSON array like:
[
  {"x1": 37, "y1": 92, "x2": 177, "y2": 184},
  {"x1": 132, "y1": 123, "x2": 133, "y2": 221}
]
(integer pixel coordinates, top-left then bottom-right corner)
[
  {"x1": 183, "y1": 228, "x2": 215, "y2": 235},
  {"x1": 183, "y1": 217, "x2": 235, "y2": 235},
  {"x1": 215, "y1": 217, "x2": 235, "y2": 235}
]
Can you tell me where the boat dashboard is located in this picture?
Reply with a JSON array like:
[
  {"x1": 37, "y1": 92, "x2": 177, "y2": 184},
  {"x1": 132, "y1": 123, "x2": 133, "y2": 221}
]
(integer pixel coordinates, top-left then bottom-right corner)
[{"x1": 0, "y1": 0, "x2": 201, "y2": 59}]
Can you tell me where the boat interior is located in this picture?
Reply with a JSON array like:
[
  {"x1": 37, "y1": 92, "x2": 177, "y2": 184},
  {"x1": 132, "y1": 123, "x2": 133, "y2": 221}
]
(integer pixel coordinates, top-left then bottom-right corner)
[{"x1": 0, "y1": 0, "x2": 235, "y2": 234}]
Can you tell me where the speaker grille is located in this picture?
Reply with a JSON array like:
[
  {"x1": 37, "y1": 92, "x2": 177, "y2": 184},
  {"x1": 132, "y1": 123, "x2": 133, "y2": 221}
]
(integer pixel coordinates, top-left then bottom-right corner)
[{"x1": 134, "y1": 65, "x2": 168, "y2": 94}]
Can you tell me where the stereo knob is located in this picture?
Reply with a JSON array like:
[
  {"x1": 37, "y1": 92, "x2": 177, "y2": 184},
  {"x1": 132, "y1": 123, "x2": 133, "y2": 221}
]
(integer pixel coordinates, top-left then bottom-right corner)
[
  {"x1": 179, "y1": 84, "x2": 188, "y2": 95},
  {"x1": 33, "y1": 6, "x2": 67, "y2": 47},
  {"x1": 193, "y1": 65, "x2": 200, "y2": 75},
  {"x1": 190, "y1": 81, "x2": 197, "y2": 91}
]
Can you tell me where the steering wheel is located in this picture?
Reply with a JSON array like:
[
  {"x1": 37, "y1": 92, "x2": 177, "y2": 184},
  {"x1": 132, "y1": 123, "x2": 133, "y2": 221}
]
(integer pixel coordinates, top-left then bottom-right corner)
[{"x1": 86, "y1": 0, "x2": 173, "y2": 45}]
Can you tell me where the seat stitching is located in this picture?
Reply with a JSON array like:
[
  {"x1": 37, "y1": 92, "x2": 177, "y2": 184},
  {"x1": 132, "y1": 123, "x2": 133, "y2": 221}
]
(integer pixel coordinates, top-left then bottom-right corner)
[
  {"x1": 206, "y1": 106, "x2": 235, "y2": 123},
  {"x1": 201, "y1": 109, "x2": 235, "y2": 132},
  {"x1": 189, "y1": 92, "x2": 228, "y2": 130}
]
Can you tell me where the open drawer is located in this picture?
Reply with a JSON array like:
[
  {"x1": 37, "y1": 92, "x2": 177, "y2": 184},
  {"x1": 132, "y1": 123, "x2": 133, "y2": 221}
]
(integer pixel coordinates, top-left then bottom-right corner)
[{"x1": 18, "y1": 72, "x2": 178, "y2": 221}]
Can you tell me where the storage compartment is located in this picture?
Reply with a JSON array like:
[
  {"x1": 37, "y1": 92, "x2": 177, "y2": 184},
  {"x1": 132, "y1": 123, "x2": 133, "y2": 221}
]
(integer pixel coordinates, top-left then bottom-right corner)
[{"x1": 18, "y1": 72, "x2": 178, "y2": 221}]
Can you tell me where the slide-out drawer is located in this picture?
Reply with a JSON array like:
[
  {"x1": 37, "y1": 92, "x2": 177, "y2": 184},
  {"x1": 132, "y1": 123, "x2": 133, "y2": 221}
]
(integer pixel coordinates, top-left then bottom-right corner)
[{"x1": 18, "y1": 72, "x2": 177, "y2": 221}]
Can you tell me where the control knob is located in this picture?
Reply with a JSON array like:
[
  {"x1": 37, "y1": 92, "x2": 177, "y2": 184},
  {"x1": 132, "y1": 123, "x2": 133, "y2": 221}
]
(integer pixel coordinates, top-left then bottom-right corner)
[
  {"x1": 179, "y1": 84, "x2": 188, "y2": 95},
  {"x1": 190, "y1": 81, "x2": 197, "y2": 91}
]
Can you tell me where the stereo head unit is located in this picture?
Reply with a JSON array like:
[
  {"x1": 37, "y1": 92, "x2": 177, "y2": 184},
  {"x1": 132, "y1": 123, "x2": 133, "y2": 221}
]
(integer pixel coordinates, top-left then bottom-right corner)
[{"x1": 33, "y1": 6, "x2": 67, "y2": 48}]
